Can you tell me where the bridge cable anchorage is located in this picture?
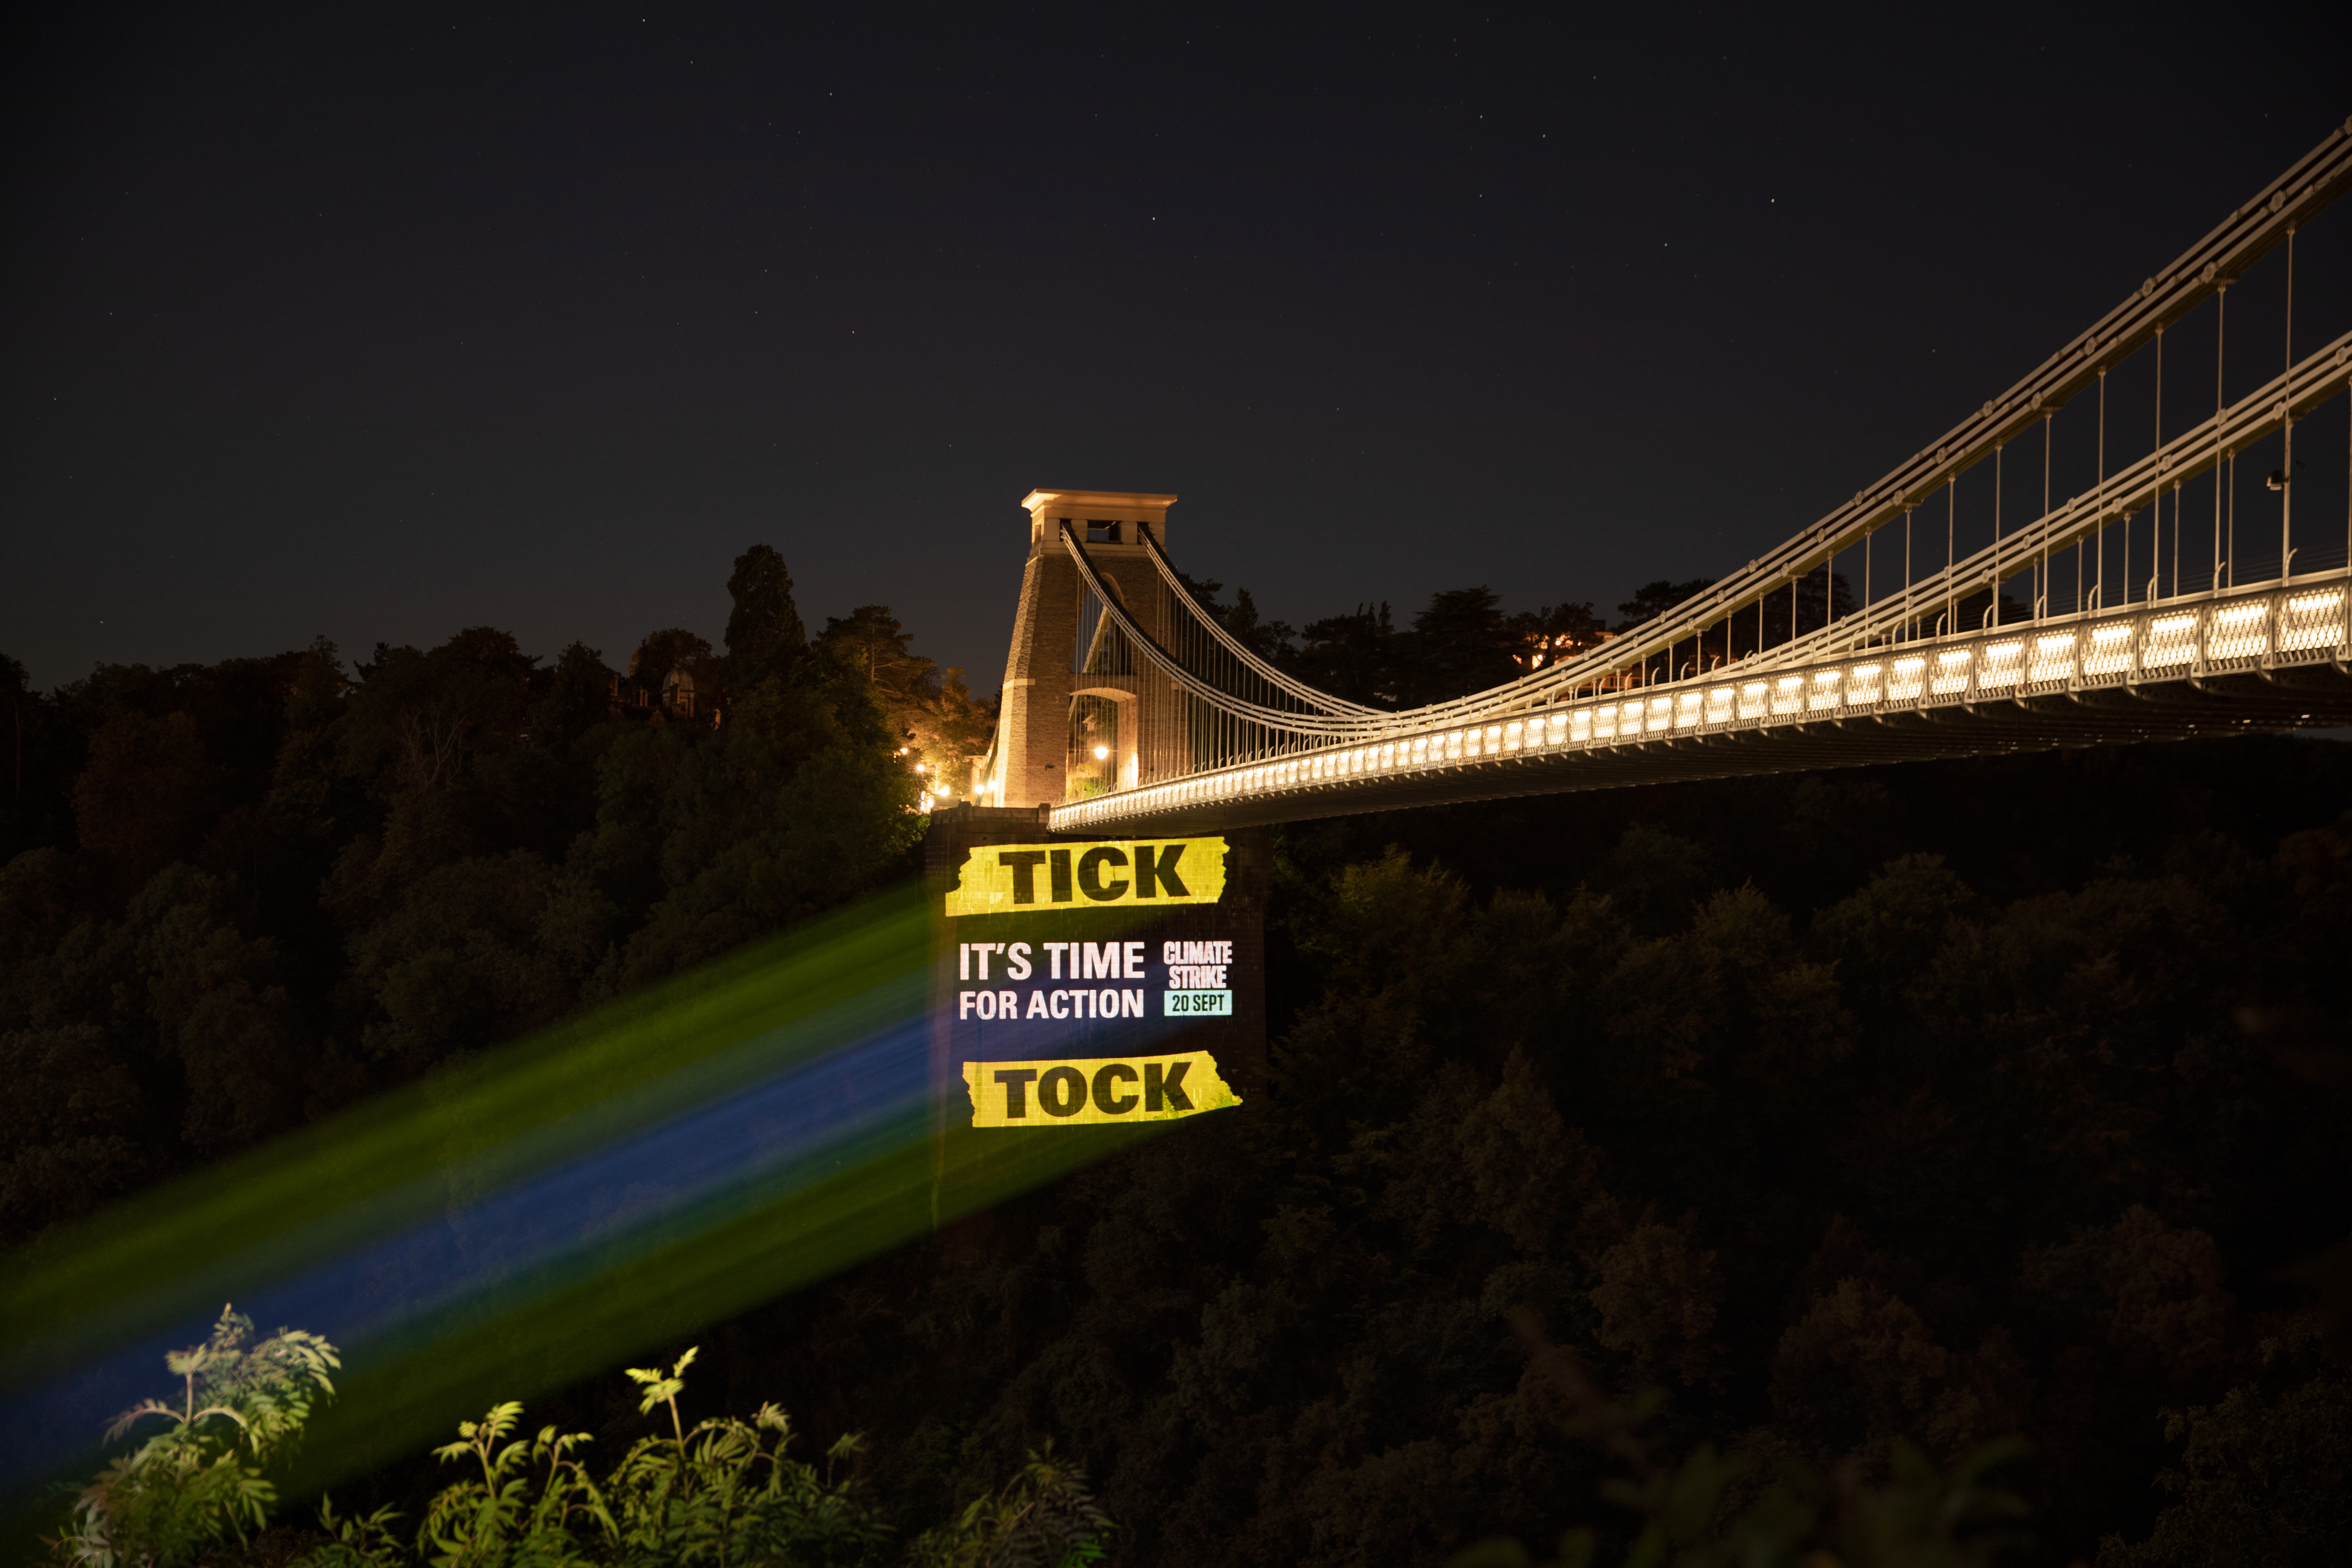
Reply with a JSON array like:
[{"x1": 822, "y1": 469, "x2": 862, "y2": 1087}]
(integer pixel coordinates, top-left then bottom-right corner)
[{"x1": 1041, "y1": 125, "x2": 2352, "y2": 831}]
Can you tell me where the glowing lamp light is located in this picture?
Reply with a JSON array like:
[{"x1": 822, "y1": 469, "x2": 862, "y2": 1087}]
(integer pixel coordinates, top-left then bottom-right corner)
[{"x1": 1093, "y1": 744, "x2": 1110, "y2": 760}]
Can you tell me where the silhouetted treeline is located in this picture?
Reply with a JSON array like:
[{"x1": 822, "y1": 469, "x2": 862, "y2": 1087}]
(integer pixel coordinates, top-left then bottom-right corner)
[
  {"x1": 0, "y1": 549, "x2": 994, "y2": 1240},
  {"x1": 1180, "y1": 571, "x2": 1931, "y2": 702},
  {"x1": 6, "y1": 568, "x2": 2352, "y2": 1565},
  {"x1": 1177, "y1": 572, "x2": 1618, "y2": 706},
  {"x1": 615, "y1": 736, "x2": 2342, "y2": 1568}
]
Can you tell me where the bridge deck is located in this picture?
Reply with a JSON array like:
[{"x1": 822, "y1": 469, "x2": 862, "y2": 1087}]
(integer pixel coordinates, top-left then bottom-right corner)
[{"x1": 1048, "y1": 575, "x2": 2352, "y2": 835}]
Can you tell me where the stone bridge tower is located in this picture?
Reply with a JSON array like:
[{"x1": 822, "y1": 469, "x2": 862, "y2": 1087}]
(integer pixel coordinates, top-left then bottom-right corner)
[{"x1": 975, "y1": 489, "x2": 1180, "y2": 810}]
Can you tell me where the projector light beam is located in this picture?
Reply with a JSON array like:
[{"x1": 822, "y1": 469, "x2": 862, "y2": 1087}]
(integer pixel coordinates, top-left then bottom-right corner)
[{"x1": 1, "y1": 882, "x2": 1184, "y2": 1523}]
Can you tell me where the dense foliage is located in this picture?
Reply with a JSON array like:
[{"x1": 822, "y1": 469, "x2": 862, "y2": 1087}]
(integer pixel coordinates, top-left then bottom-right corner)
[
  {"x1": 1178, "y1": 571, "x2": 1868, "y2": 704},
  {"x1": 688, "y1": 753, "x2": 2352, "y2": 1567},
  {"x1": 0, "y1": 551, "x2": 990, "y2": 1244},
  {"x1": 8, "y1": 567, "x2": 2352, "y2": 1565},
  {"x1": 48, "y1": 1312, "x2": 1110, "y2": 1568}
]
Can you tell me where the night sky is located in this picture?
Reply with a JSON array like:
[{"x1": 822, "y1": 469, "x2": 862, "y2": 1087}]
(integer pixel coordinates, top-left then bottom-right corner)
[{"x1": 6, "y1": 4, "x2": 2347, "y2": 692}]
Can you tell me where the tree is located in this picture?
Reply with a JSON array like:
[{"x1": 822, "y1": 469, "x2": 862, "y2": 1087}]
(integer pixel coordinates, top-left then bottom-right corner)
[
  {"x1": 1612, "y1": 579, "x2": 1718, "y2": 632},
  {"x1": 72, "y1": 712, "x2": 209, "y2": 880},
  {"x1": 1504, "y1": 602, "x2": 1605, "y2": 674},
  {"x1": 817, "y1": 607, "x2": 936, "y2": 709},
  {"x1": 535, "y1": 643, "x2": 617, "y2": 750},
  {"x1": 816, "y1": 608, "x2": 996, "y2": 790},
  {"x1": 724, "y1": 544, "x2": 807, "y2": 692},
  {"x1": 1401, "y1": 587, "x2": 1519, "y2": 703},
  {"x1": 1289, "y1": 603, "x2": 1400, "y2": 707},
  {"x1": 2095, "y1": 1350, "x2": 2352, "y2": 1568}
]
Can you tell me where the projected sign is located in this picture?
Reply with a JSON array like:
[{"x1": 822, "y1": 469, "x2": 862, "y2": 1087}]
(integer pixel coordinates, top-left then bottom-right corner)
[
  {"x1": 950, "y1": 936, "x2": 1239, "y2": 1023},
  {"x1": 960, "y1": 1048, "x2": 1240, "y2": 1127},
  {"x1": 941, "y1": 836, "x2": 1227, "y2": 915},
  {"x1": 932, "y1": 830, "x2": 1256, "y2": 1129}
]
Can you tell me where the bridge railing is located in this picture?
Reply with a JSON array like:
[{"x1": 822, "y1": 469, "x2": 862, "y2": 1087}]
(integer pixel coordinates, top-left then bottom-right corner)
[
  {"x1": 1088, "y1": 335, "x2": 2350, "y2": 756},
  {"x1": 1070, "y1": 334, "x2": 2348, "y2": 744},
  {"x1": 1512, "y1": 119, "x2": 2352, "y2": 701},
  {"x1": 1069, "y1": 121, "x2": 2352, "y2": 749},
  {"x1": 1738, "y1": 336, "x2": 2352, "y2": 679},
  {"x1": 1047, "y1": 571, "x2": 2351, "y2": 833},
  {"x1": 1035, "y1": 121, "x2": 2352, "y2": 824}
]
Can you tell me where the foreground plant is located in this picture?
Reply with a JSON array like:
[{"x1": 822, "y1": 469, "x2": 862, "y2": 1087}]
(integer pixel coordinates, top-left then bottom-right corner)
[
  {"x1": 49, "y1": 1306, "x2": 341, "y2": 1568},
  {"x1": 50, "y1": 1318, "x2": 1112, "y2": 1568}
]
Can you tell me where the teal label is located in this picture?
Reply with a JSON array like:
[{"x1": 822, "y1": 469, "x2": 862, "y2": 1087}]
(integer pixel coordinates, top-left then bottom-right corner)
[{"x1": 1163, "y1": 989, "x2": 1233, "y2": 1018}]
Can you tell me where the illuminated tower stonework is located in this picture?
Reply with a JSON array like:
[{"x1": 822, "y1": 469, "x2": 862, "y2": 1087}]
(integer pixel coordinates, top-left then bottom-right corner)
[{"x1": 978, "y1": 489, "x2": 1179, "y2": 810}]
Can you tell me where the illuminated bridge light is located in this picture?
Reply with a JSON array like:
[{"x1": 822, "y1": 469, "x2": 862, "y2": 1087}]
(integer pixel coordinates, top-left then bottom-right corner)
[
  {"x1": 1932, "y1": 649, "x2": 1973, "y2": 696},
  {"x1": 2084, "y1": 621, "x2": 2134, "y2": 678},
  {"x1": 1979, "y1": 641, "x2": 2025, "y2": 689},
  {"x1": 2144, "y1": 615, "x2": 2197, "y2": 668},
  {"x1": 2283, "y1": 590, "x2": 2348, "y2": 652},
  {"x1": 2211, "y1": 602, "x2": 2271, "y2": 661},
  {"x1": 1050, "y1": 581, "x2": 2345, "y2": 829},
  {"x1": 2029, "y1": 633, "x2": 2077, "y2": 684}
]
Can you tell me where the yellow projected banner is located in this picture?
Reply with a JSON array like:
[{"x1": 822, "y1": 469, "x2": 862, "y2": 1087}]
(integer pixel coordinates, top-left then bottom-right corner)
[
  {"x1": 943, "y1": 838, "x2": 1227, "y2": 917},
  {"x1": 961, "y1": 1050, "x2": 1240, "y2": 1127}
]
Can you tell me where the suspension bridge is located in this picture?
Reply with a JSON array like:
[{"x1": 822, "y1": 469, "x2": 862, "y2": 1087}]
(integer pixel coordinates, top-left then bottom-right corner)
[{"x1": 970, "y1": 121, "x2": 2352, "y2": 835}]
